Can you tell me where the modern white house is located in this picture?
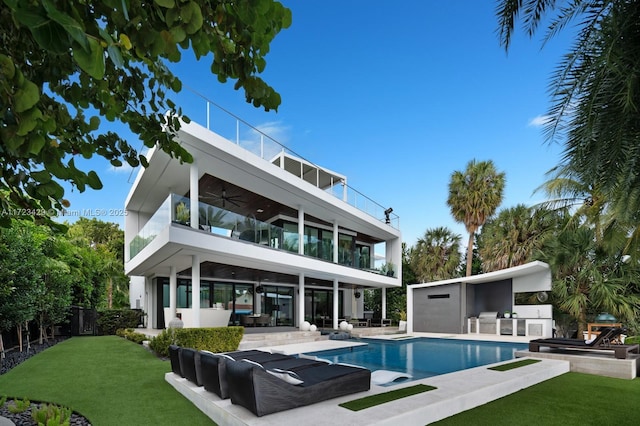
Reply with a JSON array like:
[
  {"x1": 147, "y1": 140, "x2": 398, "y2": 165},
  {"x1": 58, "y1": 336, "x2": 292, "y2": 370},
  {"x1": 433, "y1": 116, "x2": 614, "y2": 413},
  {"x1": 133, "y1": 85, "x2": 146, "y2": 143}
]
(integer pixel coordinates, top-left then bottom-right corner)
[
  {"x1": 407, "y1": 261, "x2": 554, "y2": 338},
  {"x1": 124, "y1": 118, "x2": 402, "y2": 330}
]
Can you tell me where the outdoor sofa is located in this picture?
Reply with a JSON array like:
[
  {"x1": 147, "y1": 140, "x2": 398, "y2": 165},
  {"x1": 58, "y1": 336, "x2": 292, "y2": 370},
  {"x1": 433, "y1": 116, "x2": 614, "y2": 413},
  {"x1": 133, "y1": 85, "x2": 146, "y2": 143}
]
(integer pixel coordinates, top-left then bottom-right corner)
[
  {"x1": 528, "y1": 327, "x2": 639, "y2": 359},
  {"x1": 225, "y1": 356, "x2": 371, "y2": 416},
  {"x1": 168, "y1": 346, "x2": 371, "y2": 416}
]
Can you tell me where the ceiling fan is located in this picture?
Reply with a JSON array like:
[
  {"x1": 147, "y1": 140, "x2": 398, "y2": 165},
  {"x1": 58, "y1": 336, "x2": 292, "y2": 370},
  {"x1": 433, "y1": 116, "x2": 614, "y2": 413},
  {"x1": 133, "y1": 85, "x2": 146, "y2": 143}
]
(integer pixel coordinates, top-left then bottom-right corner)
[{"x1": 201, "y1": 186, "x2": 244, "y2": 208}]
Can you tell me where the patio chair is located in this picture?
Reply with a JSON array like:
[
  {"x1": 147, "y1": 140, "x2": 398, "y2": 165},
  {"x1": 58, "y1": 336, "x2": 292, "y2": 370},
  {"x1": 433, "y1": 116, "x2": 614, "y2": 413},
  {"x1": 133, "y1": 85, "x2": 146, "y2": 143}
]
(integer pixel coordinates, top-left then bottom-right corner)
[
  {"x1": 240, "y1": 315, "x2": 254, "y2": 327},
  {"x1": 197, "y1": 349, "x2": 293, "y2": 398},
  {"x1": 254, "y1": 314, "x2": 271, "y2": 327},
  {"x1": 529, "y1": 327, "x2": 639, "y2": 359}
]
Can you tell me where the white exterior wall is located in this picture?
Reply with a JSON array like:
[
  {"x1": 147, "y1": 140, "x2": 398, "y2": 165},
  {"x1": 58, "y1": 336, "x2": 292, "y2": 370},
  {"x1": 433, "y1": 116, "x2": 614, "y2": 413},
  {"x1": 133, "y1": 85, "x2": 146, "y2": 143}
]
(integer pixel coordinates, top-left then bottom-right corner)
[
  {"x1": 128, "y1": 276, "x2": 145, "y2": 309},
  {"x1": 124, "y1": 119, "x2": 402, "y2": 328}
]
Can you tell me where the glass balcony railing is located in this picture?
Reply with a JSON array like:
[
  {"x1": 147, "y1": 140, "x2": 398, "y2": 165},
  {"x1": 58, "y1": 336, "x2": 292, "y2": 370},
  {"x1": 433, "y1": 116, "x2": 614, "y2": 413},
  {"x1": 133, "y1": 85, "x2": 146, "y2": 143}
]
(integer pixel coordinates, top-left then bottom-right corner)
[
  {"x1": 129, "y1": 196, "x2": 171, "y2": 259},
  {"x1": 171, "y1": 194, "x2": 299, "y2": 251},
  {"x1": 174, "y1": 90, "x2": 400, "y2": 230},
  {"x1": 129, "y1": 194, "x2": 394, "y2": 277}
]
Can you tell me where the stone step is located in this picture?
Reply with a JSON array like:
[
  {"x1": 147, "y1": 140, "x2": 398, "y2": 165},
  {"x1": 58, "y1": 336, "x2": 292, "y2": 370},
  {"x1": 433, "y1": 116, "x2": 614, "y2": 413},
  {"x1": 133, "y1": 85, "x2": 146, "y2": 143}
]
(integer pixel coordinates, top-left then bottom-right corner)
[{"x1": 238, "y1": 331, "x2": 327, "y2": 350}]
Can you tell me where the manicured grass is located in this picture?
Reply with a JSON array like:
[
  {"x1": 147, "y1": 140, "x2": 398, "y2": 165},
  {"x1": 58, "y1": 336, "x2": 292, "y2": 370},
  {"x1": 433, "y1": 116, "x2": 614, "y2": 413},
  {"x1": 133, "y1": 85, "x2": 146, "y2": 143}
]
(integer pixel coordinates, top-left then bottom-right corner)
[
  {"x1": 433, "y1": 372, "x2": 640, "y2": 425},
  {"x1": 0, "y1": 336, "x2": 214, "y2": 426},
  {"x1": 488, "y1": 359, "x2": 541, "y2": 371},
  {"x1": 339, "y1": 384, "x2": 437, "y2": 411}
]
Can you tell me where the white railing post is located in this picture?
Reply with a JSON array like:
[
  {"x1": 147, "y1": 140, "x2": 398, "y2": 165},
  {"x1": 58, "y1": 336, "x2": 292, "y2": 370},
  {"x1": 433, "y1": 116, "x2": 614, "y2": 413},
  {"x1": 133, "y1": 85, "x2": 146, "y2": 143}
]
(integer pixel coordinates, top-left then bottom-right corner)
[{"x1": 206, "y1": 101, "x2": 210, "y2": 129}]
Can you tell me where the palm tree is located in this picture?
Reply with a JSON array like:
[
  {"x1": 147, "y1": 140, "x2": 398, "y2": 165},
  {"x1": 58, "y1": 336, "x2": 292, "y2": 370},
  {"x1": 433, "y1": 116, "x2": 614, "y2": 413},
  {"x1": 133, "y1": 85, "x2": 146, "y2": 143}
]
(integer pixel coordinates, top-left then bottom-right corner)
[
  {"x1": 478, "y1": 204, "x2": 558, "y2": 272},
  {"x1": 540, "y1": 221, "x2": 639, "y2": 335},
  {"x1": 410, "y1": 227, "x2": 462, "y2": 282},
  {"x1": 496, "y1": 0, "x2": 640, "y2": 234},
  {"x1": 447, "y1": 159, "x2": 505, "y2": 276}
]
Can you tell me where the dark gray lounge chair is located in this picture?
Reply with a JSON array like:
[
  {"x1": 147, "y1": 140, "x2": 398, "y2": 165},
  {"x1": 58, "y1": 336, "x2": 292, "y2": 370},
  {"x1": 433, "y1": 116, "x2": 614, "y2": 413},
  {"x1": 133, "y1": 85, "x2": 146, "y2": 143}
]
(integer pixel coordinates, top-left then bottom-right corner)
[
  {"x1": 197, "y1": 349, "x2": 293, "y2": 398},
  {"x1": 225, "y1": 359, "x2": 371, "y2": 416},
  {"x1": 168, "y1": 344, "x2": 182, "y2": 376},
  {"x1": 529, "y1": 327, "x2": 639, "y2": 359}
]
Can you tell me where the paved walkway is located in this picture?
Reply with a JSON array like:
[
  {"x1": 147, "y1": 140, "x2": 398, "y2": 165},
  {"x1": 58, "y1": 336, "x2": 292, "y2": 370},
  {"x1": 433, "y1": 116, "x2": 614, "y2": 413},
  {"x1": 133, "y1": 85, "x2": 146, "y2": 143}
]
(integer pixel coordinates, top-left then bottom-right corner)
[{"x1": 0, "y1": 416, "x2": 15, "y2": 426}]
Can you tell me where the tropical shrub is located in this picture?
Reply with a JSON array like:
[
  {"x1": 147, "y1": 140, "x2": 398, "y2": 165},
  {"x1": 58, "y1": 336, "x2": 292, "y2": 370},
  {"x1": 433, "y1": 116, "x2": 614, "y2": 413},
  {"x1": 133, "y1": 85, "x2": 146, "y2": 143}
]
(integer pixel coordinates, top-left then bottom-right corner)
[
  {"x1": 96, "y1": 309, "x2": 142, "y2": 335},
  {"x1": 149, "y1": 326, "x2": 244, "y2": 357}
]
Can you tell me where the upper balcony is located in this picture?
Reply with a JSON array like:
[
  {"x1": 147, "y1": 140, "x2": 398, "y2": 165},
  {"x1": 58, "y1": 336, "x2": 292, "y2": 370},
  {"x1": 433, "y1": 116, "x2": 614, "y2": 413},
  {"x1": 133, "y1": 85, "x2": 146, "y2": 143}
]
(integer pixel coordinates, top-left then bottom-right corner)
[
  {"x1": 129, "y1": 193, "x2": 397, "y2": 278},
  {"x1": 175, "y1": 96, "x2": 400, "y2": 230}
]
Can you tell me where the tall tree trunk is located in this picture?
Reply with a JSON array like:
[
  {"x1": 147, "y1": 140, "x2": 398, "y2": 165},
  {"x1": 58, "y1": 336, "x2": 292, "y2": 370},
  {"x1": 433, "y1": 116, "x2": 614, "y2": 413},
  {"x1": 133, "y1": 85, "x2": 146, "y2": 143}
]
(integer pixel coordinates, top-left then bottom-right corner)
[
  {"x1": 0, "y1": 334, "x2": 4, "y2": 360},
  {"x1": 107, "y1": 276, "x2": 113, "y2": 309},
  {"x1": 25, "y1": 321, "x2": 30, "y2": 352},
  {"x1": 17, "y1": 323, "x2": 22, "y2": 352},
  {"x1": 39, "y1": 313, "x2": 46, "y2": 344},
  {"x1": 466, "y1": 232, "x2": 474, "y2": 277}
]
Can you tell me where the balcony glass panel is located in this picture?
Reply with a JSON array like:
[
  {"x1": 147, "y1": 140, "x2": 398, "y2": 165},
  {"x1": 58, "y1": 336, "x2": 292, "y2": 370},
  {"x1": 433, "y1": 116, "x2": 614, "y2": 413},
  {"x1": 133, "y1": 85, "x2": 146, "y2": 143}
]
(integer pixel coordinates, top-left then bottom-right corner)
[
  {"x1": 171, "y1": 194, "x2": 297, "y2": 254},
  {"x1": 130, "y1": 194, "x2": 387, "y2": 276},
  {"x1": 129, "y1": 195, "x2": 171, "y2": 259}
]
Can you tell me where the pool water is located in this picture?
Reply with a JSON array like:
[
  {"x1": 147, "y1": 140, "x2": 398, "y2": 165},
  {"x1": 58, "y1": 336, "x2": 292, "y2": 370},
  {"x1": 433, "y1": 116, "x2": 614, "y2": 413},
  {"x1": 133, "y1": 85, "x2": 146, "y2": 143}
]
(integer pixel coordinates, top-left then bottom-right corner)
[{"x1": 306, "y1": 338, "x2": 528, "y2": 384}]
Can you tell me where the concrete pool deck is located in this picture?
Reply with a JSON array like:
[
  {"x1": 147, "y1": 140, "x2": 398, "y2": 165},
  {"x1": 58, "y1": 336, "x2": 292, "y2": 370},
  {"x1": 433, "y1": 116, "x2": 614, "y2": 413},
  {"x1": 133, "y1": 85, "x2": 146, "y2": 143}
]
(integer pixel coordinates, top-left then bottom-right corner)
[{"x1": 166, "y1": 333, "x2": 570, "y2": 425}]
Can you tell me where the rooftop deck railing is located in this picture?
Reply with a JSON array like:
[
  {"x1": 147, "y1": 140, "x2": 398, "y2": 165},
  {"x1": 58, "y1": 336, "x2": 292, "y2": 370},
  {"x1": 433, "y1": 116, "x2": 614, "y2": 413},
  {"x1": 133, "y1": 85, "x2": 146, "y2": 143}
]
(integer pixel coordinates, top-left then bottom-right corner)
[{"x1": 181, "y1": 88, "x2": 399, "y2": 230}]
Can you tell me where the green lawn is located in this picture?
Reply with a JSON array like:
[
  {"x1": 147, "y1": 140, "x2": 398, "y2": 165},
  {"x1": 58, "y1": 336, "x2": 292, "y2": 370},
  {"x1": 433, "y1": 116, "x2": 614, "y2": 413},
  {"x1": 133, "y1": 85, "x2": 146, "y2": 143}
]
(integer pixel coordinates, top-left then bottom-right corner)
[
  {"x1": 433, "y1": 372, "x2": 640, "y2": 425},
  {"x1": 0, "y1": 336, "x2": 214, "y2": 426},
  {"x1": 1, "y1": 337, "x2": 639, "y2": 425}
]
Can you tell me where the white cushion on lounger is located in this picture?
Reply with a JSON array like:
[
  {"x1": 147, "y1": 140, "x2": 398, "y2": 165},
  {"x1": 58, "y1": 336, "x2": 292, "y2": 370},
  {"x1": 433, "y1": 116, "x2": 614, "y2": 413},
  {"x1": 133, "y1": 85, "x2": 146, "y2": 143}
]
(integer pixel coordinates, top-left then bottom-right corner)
[
  {"x1": 299, "y1": 354, "x2": 332, "y2": 364},
  {"x1": 241, "y1": 359, "x2": 264, "y2": 368},
  {"x1": 267, "y1": 368, "x2": 303, "y2": 385}
]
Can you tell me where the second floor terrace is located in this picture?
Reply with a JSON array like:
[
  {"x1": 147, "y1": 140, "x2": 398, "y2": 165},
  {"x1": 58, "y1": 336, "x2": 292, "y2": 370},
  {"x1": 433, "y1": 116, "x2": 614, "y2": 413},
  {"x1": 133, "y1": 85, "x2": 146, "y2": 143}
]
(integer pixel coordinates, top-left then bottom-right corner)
[{"x1": 129, "y1": 193, "x2": 398, "y2": 279}]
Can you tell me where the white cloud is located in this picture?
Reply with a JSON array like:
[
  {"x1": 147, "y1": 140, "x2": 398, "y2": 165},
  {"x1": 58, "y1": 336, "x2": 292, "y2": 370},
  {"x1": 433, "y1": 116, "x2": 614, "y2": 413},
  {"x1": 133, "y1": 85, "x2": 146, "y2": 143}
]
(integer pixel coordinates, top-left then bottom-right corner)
[
  {"x1": 107, "y1": 162, "x2": 137, "y2": 174},
  {"x1": 528, "y1": 115, "x2": 551, "y2": 127},
  {"x1": 240, "y1": 121, "x2": 291, "y2": 160}
]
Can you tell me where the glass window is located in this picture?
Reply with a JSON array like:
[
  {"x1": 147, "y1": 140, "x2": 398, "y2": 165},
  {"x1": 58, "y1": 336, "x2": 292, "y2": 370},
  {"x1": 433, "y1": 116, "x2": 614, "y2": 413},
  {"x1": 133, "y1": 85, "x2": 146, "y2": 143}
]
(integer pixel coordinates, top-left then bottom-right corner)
[
  {"x1": 282, "y1": 222, "x2": 299, "y2": 253},
  {"x1": 356, "y1": 244, "x2": 371, "y2": 269},
  {"x1": 305, "y1": 288, "x2": 343, "y2": 325},
  {"x1": 261, "y1": 285, "x2": 295, "y2": 326},
  {"x1": 321, "y1": 231, "x2": 333, "y2": 261},
  {"x1": 213, "y1": 283, "x2": 235, "y2": 311},
  {"x1": 338, "y1": 234, "x2": 354, "y2": 266},
  {"x1": 177, "y1": 279, "x2": 191, "y2": 308},
  {"x1": 304, "y1": 226, "x2": 320, "y2": 257}
]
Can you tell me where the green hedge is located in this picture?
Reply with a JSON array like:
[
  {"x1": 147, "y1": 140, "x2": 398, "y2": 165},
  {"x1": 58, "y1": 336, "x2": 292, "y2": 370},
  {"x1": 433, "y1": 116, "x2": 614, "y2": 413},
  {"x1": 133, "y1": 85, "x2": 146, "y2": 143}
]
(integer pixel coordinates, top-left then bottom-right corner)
[
  {"x1": 116, "y1": 328, "x2": 148, "y2": 344},
  {"x1": 624, "y1": 336, "x2": 639, "y2": 345},
  {"x1": 96, "y1": 309, "x2": 143, "y2": 335},
  {"x1": 149, "y1": 326, "x2": 244, "y2": 357}
]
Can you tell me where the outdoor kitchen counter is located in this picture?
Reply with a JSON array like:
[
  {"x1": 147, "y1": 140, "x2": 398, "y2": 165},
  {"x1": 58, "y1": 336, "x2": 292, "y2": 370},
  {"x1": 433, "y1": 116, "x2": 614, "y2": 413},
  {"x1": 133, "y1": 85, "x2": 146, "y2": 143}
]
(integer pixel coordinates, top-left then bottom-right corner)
[{"x1": 467, "y1": 317, "x2": 553, "y2": 338}]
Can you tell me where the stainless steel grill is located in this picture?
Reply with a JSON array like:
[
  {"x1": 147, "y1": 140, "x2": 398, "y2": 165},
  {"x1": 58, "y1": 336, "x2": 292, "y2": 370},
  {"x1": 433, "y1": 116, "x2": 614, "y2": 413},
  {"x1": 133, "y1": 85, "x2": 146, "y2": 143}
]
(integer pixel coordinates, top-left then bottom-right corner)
[{"x1": 478, "y1": 311, "x2": 499, "y2": 334}]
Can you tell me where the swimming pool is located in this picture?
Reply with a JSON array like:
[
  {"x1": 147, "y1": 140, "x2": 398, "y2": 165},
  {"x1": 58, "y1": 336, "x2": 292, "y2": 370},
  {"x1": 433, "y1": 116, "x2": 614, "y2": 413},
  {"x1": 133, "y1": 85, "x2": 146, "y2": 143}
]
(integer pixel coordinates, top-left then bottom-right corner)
[{"x1": 305, "y1": 337, "x2": 528, "y2": 384}]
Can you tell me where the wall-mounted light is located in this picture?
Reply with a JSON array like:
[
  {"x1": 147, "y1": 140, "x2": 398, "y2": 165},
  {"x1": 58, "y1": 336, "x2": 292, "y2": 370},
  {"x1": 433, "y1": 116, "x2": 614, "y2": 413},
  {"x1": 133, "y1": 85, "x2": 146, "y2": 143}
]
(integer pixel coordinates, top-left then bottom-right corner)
[{"x1": 384, "y1": 207, "x2": 393, "y2": 224}]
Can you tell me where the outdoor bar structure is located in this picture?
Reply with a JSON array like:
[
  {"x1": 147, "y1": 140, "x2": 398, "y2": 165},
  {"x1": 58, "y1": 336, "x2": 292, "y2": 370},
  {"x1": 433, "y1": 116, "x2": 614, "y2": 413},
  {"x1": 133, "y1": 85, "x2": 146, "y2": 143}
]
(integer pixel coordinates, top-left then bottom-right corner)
[{"x1": 407, "y1": 261, "x2": 554, "y2": 338}]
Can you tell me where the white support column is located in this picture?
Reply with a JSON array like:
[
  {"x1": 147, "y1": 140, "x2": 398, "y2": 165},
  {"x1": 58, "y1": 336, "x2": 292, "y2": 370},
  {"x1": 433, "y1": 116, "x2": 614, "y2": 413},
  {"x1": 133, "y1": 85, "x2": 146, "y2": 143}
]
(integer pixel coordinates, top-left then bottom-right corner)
[
  {"x1": 333, "y1": 221, "x2": 339, "y2": 263},
  {"x1": 332, "y1": 279, "x2": 339, "y2": 330},
  {"x1": 298, "y1": 207, "x2": 304, "y2": 255},
  {"x1": 298, "y1": 274, "x2": 305, "y2": 328},
  {"x1": 406, "y1": 285, "x2": 413, "y2": 334},
  {"x1": 341, "y1": 179, "x2": 347, "y2": 202},
  {"x1": 169, "y1": 266, "x2": 177, "y2": 325},
  {"x1": 192, "y1": 255, "x2": 201, "y2": 327},
  {"x1": 382, "y1": 287, "x2": 387, "y2": 319},
  {"x1": 189, "y1": 159, "x2": 199, "y2": 229}
]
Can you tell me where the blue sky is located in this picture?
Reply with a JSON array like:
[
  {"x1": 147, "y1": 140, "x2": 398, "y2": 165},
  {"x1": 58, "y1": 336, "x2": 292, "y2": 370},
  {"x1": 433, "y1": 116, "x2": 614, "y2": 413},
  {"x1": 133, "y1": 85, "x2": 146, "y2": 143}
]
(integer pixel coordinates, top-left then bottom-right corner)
[{"x1": 62, "y1": 1, "x2": 573, "y2": 247}]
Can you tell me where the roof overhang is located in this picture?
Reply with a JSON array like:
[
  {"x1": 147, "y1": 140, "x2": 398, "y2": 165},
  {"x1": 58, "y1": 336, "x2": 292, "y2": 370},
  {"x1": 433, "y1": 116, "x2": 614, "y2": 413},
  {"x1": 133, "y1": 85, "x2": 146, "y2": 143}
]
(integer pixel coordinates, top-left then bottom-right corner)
[{"x1": 408, "y1": 261, "x2": 551, "y2": 291}]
